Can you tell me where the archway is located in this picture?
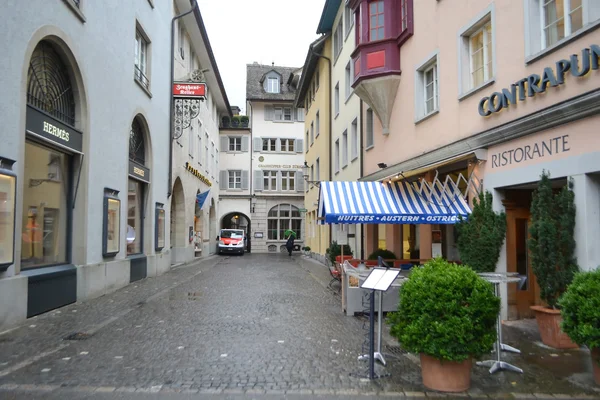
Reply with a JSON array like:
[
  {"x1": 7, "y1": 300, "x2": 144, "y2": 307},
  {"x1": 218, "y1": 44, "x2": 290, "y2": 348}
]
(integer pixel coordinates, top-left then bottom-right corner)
[
  {"x1": 194, "y1": 189, "x2": 204, "y2": 256},
  {"x1": 220, "y1": 212, "x2": 251, "y2": 252},
  {"x1": 170, "y1": 177, "x2": 186, "y2": 264}
]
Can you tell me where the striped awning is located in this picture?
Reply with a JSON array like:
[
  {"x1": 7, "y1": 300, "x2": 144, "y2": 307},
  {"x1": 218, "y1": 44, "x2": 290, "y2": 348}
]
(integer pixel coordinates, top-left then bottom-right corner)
[{"x1": 318, "y1": 181, "x2": 471, "y2": 225}]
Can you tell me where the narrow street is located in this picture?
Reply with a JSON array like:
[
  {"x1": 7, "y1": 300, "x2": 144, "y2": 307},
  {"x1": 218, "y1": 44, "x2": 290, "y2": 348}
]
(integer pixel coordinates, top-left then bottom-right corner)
[{"x1": 0, "y1": 254, "x2": 598, "y2": 399}]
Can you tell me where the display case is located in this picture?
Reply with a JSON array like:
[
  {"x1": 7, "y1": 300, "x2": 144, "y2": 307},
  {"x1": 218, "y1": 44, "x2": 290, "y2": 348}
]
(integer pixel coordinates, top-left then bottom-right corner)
[
  {"x1": 0, "y1": 158, "x2": 16, "y2": 271},
  {"x1": 155, "y1": 203, "x2": 165, "y2": 251},
  {"x1": 102, "y1": 188, "x2": 121, "y2": 257}
]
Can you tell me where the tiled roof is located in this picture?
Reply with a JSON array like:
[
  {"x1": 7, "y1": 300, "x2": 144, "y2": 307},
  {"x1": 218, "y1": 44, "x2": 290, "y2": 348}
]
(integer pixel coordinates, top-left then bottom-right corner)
[{"x1": 246, "y1": 64, "x2": 301, "y2": 102}]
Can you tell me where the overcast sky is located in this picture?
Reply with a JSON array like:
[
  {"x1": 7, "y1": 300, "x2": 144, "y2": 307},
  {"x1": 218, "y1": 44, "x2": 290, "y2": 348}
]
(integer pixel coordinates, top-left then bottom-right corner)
[{"x1": 197, "y1": 0, "x2": 325, "y2": 115}]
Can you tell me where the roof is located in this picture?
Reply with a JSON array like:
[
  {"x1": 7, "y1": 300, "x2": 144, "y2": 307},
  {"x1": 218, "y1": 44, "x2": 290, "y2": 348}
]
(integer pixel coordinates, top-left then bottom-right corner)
[
  {"x1": 294, "y1": 35, "x2": 329, "y2": 108},
  {"x1": 317, "y1": 0, "x2": 342, "y2": 34},
  {"x1": 246, "y1": 64, "x2": 301, "y2": 102}
]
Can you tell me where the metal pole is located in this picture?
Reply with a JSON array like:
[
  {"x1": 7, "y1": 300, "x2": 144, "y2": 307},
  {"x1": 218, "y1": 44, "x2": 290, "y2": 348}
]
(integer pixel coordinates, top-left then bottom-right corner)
[
  {"x1": 369, "y1": 290, "x2": 375, "y2": 379},
  {"x1": 377, "y1": 290, "x2": 383, "y2": 354}
]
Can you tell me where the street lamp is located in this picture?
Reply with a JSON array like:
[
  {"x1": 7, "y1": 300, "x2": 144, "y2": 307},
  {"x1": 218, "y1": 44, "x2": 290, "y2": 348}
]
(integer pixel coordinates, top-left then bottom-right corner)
[{"x1": 302, "y1": 161, "x2": 320, "y2": 188}]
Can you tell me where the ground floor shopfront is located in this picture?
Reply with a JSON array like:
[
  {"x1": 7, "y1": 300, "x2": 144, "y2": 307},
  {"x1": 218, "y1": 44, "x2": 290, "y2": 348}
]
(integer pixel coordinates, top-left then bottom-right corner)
[{"x1": 249, "y1": 196, "x2": 305, "y2": 253}]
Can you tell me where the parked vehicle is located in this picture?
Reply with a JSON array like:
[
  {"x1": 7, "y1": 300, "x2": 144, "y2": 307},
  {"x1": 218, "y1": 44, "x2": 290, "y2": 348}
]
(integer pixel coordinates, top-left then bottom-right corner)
[{"x1": 217, "y1": 229, "x2": 245, "y2": 255}]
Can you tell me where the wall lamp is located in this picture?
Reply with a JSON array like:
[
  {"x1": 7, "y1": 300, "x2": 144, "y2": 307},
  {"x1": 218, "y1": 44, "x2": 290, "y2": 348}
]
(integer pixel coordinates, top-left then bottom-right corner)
[
  {"x1": 251, "y1": 194, "x2": 257, "y2": 213},
  {"x1": 377, "y1": 162, "x2": 388, "y2": 169},
  {"x1": 302, "y1": 161, "x2": 320, "y2": 188}
]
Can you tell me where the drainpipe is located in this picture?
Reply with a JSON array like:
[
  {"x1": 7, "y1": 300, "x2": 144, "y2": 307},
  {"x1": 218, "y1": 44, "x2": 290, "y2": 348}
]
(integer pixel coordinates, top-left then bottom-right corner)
[
  {"x1": 313, "y1": 51, "x2": 332, "y2": 246},
  {"x1": 168, "y1": 0, "x2": 197, "y2": 198},
  {"x1": 359, "y1": 99, "x2": 365, "y2": 261}
]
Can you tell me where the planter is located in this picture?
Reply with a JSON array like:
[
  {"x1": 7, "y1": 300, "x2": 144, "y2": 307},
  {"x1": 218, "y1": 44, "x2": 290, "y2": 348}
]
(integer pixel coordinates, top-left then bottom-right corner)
[
  {"x1": 531, "y1": 306, "x2": 578, "y2": 349},
  {"x1": 592, "y1": 348, "x2": 600, "y2": 385},
  {"x1": 420, "y1": 353, "x2": 472, "y2": 392},
  {"x1": 336, "y1": 255, "x2": 352, "y2": 263}
]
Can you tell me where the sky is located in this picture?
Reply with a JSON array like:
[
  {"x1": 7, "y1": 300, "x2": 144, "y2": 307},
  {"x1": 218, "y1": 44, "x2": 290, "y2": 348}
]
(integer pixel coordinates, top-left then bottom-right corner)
[{"x1": 197, "y1": 0, "x2": 326, "y2": 115}]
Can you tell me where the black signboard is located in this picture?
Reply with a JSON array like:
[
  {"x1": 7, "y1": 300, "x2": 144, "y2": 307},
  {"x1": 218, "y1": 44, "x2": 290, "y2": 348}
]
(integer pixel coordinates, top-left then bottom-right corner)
[
  {"x1": 128, "y1": 161, "x2": 150, "y2": 183},
  {"x1": 26, "y1": 105, "x2": 83, "y2": 153}
]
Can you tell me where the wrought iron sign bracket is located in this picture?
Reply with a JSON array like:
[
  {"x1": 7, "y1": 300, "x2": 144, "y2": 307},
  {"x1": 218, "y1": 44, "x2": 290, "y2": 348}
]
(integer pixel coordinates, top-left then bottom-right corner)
[{"x1": 173, "y1": 97, "x2": 203, "y2": 140}]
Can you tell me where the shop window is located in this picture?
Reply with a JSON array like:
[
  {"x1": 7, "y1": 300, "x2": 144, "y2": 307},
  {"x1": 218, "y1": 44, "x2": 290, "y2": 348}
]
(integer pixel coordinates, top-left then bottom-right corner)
[
  {"x1": 127, "y1": 179, "x2": 143, "y2": 255},
  {"x1": 127, "y1": 116, "x2": 149, "y2": 256},
  {"x1": 155, "y1": 203, "x2": 165, "y2": 251},
  {"x1": 21, "y1": 142, "x2": 70, "y2": 269},
  {"x1": 103, "y1": 188, "x2": 121, "y2": 257},
  {"x1": 0, "y1": 160, "x2": 16, "y2": 270},
  {"x1": 267, "y1": 204, "x2": 302, "y2": 240}
]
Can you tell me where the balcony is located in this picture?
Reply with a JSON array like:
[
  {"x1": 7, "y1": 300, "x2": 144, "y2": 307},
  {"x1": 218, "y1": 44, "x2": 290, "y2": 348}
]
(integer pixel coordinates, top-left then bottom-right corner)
[{"x1": 349, "y1": 0, "x2": 413, "y2": 134}]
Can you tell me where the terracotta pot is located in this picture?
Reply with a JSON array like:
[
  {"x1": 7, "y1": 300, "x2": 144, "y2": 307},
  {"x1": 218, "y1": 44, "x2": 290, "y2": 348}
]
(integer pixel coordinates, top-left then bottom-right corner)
[
  {"x1": 530, "y1": 305, "x2": 578, "y2": 349},
  {"x1": 420, "y1": 353, "x2": 471, "y2": 392},
  {"x1": 592, "y1": 348, "x2": 600, "y2": 385}
]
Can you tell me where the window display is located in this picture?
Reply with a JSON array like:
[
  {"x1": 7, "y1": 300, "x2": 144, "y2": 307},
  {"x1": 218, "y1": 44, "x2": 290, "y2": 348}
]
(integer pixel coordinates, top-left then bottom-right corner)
[
  {"x1": 127, "y1": 179, "x2": 143, "y2": 255},
  {"x1": 103, "y1": 189, "x2": 120, "y2": 257},
  {"x1": 155, "y1": 203, "x2": 165, "y2": 251},
  {"x1": 0, "y1": 169, "x2": 16, "y2": 268}
]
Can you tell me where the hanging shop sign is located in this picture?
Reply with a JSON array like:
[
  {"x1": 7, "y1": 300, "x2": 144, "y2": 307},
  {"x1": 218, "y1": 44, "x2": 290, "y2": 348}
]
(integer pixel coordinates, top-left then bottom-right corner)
[
  {"x1": 185, "y1": 162, "x2": 212, "y2": 186},
  {"x1": 478, "y1": 45, "x2": 600, "y2": 117},
  {"x1": 26, "y1": 105, "x2": 83, "y2": 153},
  {"x1": 173, "y1": 82, "x2": 206, "y2": 98},
  {"x1": 129, "y1": 161, "x2": 150, "y2": 183}
]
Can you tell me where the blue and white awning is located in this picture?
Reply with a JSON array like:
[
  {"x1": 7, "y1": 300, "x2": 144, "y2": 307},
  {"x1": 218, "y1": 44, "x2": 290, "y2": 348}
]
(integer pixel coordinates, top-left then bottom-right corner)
[{"x1": 318, "y1": 181, "x2": 471, "y2": 225}]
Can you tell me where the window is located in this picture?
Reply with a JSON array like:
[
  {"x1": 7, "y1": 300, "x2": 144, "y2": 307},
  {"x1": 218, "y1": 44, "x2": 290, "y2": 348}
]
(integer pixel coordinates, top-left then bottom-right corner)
[
  {"x1": 366, "y1": 109, "x2": 374, "y2": 148},
  {"x1": 458, "y1": 7, "x2": 494, "y2": 95},
  {"x1": 178, "y1": 25, "x2": 185, "y2": 59},
  {"x1": 369, "y1": 1, "x2": 385, "y2": 41},
  {"x1": 197, "y1": 135, "x2": 202, "y2": 165},
  {"x1": 316, "y1": 158, "x2": 320, "y2": 181},
  {"x1": 229, "y1": 137, "x2": 241, "y2": 151},
  {"x1": 274, "y1": 106, "x2": 293, "y2": 121},
  {"x1": 211, "y1": 142, "x2": 215, "y2": 177},
  {"x1": 469, "y1": 22, "x2": 493, "y2": 88},
  {"x1": 281, "y1": 139, "x2": 295, "y2": 152},
  {"x1": 266, "y1": 77, "x2": 279, "y2": 93},
  {"x1": 189, "y1": 48, "x2": 195, "y2": 73},
  {"x1": 267, "y1": 204, "x2": 302, "y2": 240},
  {"x1": 127, "y1": 179, "x2": 144, "y2": 255},
  {"x1": 316, "y1": 112, "x2": 320, "y2": 137},
  {"x1": 333, "y1": 22, "x2": 343, "y2": 60},
  {"x1": 543, "y1": 0, "x2": 583, "y2": 48},
  {"x1": 188, "y1": 129, "x2": 194, "y2": 158},
  {"x1": 351, "y1": 118, "x2": 358, "y2": 160},
  {"x1": 205, "y1": 133, "x2": 209, "y2": 173},
  {"x1": 401, "y1": 0, "x2": 408, "y2": 31},
  {"x1": 310, "y1": 164, "x2": 314, "y2": 183},
  {"x1": 306, "y1": 131, "x2": 309, "y2": 153},
  {"x1": 342, "y1": 130, "x2": 348, "y2": 167},
  {"x1": 281, "y1": 171, "x2": 295, "y2": 191},
  {"x1": 134, "y1": 30, "x2": 149, "y2": 89},
  {"x1": 316, "y1": 70, "x2": 320, "y2": 88},
  {"x1": 345, "y1": 62, "x2": 352, "y2": 99},
  {"x1": 263, "y1": 171, "x2": 277, "y2": 191},
  {"x1": 228, "y1": 170, "x2": 242, "y2": 189},
  {"x1": 334, "y1": 139, "x2": 340, "y2": 173},
  {"x1": 344, "y1": 3, "x2": 354, "y2": 37},
  {"x1": 334, "y1": 83, "x2": 340, "y2": 116},
  {"x1": 416, "y1": 53, "x2": 440, "y2": 120},
  {"x1": 310, "y1": 122, "x2": 314, "y2": 144},
  {"x1": 262, "y1": 138, "x2": 276, "y2": 152},
  {"x1": 296, "y1": 108, "x2": 305, "y2": 122}
]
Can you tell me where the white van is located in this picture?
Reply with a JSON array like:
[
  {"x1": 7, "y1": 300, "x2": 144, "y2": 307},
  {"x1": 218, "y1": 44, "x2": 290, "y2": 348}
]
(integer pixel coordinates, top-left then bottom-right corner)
[{"x1": 217, "y1": 229, "x2": 245, "y2": 255}]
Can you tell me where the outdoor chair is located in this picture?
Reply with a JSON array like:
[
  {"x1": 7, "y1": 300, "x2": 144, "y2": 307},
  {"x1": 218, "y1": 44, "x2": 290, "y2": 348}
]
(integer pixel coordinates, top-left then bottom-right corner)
[{"x1": 326, "y1": 258, "x2": 342, "y2": 291}]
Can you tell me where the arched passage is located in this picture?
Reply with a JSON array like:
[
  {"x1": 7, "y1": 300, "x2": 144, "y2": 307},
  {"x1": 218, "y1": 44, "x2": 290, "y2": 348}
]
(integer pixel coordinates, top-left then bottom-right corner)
[
  {"x1": 193, "y1": 189, "x2": 204, "y2": 256},
  {"x1": 170, "y1": 177, "x2": 186, "y2": 264},
  {"x1": 220, "y1": 212, "x2": 251, "y2": 252}
]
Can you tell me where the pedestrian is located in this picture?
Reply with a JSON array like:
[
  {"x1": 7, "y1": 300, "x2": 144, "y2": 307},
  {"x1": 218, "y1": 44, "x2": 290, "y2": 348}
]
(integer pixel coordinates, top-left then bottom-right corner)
[{"x1": 285, "y1": 234, "x2": 295, "y2": 257}]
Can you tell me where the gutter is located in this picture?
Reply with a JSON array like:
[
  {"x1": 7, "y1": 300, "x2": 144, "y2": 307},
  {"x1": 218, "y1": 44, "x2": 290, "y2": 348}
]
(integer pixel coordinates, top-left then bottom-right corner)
[
  {"x1": 359, "y1": 99, "x2": 364, "y2": 260},
  {"x1": 168, "y1": 1, "x2": 197, "y2": 198}
]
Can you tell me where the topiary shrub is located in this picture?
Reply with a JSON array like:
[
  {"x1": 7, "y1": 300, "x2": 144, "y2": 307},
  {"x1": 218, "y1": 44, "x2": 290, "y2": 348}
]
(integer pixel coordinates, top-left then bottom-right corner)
[
  {"x1": 326, "y1": 241, "x2": 352, "y2": 264},
  {"x1": 231, "y1": 115, "x2": 241, "y2": 127},
  {"x1": 388, "y1": 258, "x2": 500, "y2": 362},
  {"x1": 529, "y1": 171, "x2": 579, "y2": 308},
  {"x1": 240, "y1": 115, "x2": 249, "y2": 127},
  {"x1": 559, "y1": 268, "x2": 600, "y2": 349},
  {"x1": 367, "y1": 249, "x2": 398, "y2": 261},
  {"x1": 455, "y1": 191, "x2": 506, "y2": 273},
  {"x1": 221, "y1": 115, "x2": 231, "y2": 127}
]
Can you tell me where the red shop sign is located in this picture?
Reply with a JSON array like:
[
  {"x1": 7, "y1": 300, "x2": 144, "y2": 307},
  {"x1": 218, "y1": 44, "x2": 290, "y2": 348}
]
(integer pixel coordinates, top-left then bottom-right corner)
[{"x1": 173, "y1": 82, "x2": 206, "y2": 98}]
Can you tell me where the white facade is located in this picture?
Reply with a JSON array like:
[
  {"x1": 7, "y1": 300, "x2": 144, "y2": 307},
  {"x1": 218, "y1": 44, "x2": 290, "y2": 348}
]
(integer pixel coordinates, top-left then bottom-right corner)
[
  {"x1": 170, "y1": 0, "x2": 231, "y2": 263},
  {"x1": 0, "y1": 0, "x2": 172, "y2": 328},
  {"x1": 331, "y1": 3, "x2": 363, "y2": 259}
]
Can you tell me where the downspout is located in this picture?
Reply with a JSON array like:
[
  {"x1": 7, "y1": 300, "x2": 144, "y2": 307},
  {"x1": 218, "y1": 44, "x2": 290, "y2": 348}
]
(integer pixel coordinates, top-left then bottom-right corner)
[
  {"x1": 359, "y1": 99, "x2": 365, "y2": 261},
  {"x1": 168, "y1": 0, "x2": 197, "y2": 198}
]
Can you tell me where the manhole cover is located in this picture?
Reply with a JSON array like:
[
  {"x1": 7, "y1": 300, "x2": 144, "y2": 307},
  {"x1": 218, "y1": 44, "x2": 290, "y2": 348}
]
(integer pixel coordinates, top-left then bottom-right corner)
[
  {"x1": 63, "y1": 332, "x2": 92, "y2": 341},
  {"x1": 385, "y1": 345, "x2": 408, "y2": 356}
]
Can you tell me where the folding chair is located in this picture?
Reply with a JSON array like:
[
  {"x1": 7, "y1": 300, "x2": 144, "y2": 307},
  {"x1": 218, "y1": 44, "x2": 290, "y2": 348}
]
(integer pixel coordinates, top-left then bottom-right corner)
[{"x1": 326, "y1": 258, "x2": 342, "y2": 291}]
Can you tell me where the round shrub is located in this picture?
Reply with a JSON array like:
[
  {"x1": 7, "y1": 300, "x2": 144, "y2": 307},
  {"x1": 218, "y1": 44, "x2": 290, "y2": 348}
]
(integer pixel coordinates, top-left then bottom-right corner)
[
  {"x1": 326, "y1": 241, "x2": 352, "y2": 264},
  {"x1": 367, "y1": 249, "x2": 398, "y2": 260},
  {"x1": 388, "y1": 258, "x2": 500, "y2": 362},
  {"x1": 559, "y1": 268, "x2": 600, "y2": 349}
]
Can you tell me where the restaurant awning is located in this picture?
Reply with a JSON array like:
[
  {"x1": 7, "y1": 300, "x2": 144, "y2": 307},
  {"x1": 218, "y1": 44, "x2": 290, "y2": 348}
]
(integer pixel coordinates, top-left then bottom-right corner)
[{"x1": 318, "y1": 181, "x2": 471, "y2": 225}]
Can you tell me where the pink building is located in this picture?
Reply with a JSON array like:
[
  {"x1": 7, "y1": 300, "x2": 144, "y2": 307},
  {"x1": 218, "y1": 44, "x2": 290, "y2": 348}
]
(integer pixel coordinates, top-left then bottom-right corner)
[{"x1": 346, "y1": 0, "x2": 600, "y2": 319}]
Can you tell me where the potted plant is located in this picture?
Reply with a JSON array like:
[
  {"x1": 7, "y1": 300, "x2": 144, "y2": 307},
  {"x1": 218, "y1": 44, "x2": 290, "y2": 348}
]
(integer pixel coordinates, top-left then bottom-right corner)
[
  {"x1": 240, "y1": 115, "x2": 249, "y2": 128},
  {"x1": 529, "y1": 171, "x2": 579, "y2": 348},
  {"x1": 302, "y1": 246, "x2": 311, "y2": 256},
  {"x1": 388, "y1": 258, "x2": 500, "y2": 392},
  {"x1": 231, "y1": 115, "x2": 241, "y2": 127},
  {"x1": 455, "y1": 191, "x2": 506, "y2": 273},
  {"x1": 559, "y1": 269, "x2": 600, "y2": 384},
  {"x1": 326, "y1": 241, "x2": 352, "y2": 265},
  {"x1": 367, "y1": 249, "x2": 398, "y2": 267},
  {"x1": 221, "y1": 115, "x2": 231, "y2": 128}
]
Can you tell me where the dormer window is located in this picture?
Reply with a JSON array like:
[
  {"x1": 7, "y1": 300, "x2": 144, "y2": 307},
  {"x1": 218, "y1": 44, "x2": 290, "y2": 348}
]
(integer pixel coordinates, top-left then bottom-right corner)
[
  {"x1": 266, "y1": 77, "x2": 279, "y2": 93},
  {"x1": 369, "y1": 1, "x2": 385, "y2": 41}
]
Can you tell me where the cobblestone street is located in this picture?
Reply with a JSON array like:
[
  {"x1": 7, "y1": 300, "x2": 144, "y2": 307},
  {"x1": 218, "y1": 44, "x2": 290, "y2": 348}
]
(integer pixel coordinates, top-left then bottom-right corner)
[{"x1": 0, "y1": 254, "x2": 599, "y2": 399}]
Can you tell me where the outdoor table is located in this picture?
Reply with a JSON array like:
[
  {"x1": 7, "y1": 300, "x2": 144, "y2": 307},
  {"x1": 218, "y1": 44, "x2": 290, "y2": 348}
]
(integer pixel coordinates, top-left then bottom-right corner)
[{"x1": 476, "y1": 272, "x2": 524, "y2": 374}]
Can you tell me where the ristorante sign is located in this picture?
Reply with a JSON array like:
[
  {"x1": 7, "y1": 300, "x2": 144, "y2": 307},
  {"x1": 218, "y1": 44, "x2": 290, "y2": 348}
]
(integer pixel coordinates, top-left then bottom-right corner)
[
  {"x1": 478, "y1": 45, "x2": 600, "y2": 117},
  {"x1": 173, "y1": 82, "x2": 206, "y2": 98}
]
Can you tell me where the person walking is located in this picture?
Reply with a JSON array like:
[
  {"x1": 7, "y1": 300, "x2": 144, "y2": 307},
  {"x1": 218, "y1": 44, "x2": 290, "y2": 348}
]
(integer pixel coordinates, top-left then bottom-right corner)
[{"x1": 285, "y1": 234, "x2": 295, "y2": 257}]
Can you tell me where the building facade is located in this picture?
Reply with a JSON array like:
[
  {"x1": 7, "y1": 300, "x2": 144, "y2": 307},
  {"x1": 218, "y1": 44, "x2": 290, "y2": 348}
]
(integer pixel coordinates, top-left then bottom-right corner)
[
  {"x1": 295, "y1": 35, "x2": 332, "y2": 258},
  {"x1": 170, "y1": 0, "x2": 231, "y2": 264},
  {"x1": 0, "y1": 0, "x2": 172, "y2": 328},
  {"x1": 246, "y1": 64, "x2": 306, "y2": 253},
  {"x1": 349, "y1": 0, "x2": 600, "y2": 319}
]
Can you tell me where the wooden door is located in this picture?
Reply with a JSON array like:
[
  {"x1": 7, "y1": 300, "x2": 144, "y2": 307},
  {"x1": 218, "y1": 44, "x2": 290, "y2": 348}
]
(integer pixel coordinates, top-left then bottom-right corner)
[{"x1": 505, "y1": 207, "x2": 536, "y2": 319}]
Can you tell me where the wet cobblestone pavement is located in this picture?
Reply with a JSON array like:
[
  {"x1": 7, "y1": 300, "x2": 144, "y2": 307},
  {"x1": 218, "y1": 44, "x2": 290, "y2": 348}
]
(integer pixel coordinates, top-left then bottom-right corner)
[{"x1": 0, "y1": 254, "x2": 599, "y2": 399}]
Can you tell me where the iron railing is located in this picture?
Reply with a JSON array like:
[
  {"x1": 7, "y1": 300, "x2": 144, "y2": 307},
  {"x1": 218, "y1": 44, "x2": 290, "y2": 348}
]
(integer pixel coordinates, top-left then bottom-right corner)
[{"x1": 134, "y1": 65, "x2": 149, "y2": 90}]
